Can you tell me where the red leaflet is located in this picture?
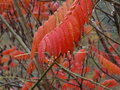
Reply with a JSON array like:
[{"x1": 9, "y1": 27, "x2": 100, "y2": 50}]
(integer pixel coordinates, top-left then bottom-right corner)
[
  {"x1": 52, "y1": 31, "x2": 60, "y2": 56},
  {"x1": 1, "y1": 57, "x2": 9, "y2": 63},
  {"x1": 98, "y1": 79, "x2": 118, "y2": 90},
  {"x1": 30, "y1": 32, "x2": 38, "y2": 59},
  {"x1": 66, "y1": 0, "x2": 74, "y2": 9},
  {"x1": 74, "y1": 49, "x2": 86, "y2": 65},
  {"x1": 75, "y1": 3, "x2": 86, "y2": 25},
  {"x1": 2, "y1": 46, "x2": 16, "y2": 55},
  {"x1": 83, "y1": 79, "x2": 96, "y2": 89},
  {"x1": 69, "y1": 5, "x2": 76, "y2": 12},
  {"x1": 9, "y1": 50, "x2": 29, "y2": 60},
  {"x1": 54, "y1": 70, "x2": 67, "y2": 79},
  {"x1": 0, "y1": 0, "x2": 12, "y2": 14},
  {"x1": 69, "y1": 9, "x2": 82, "y2": 41},
  {"x1": 87, "y1": 0, "x2": 93, "y2": 16},
  {"x1": 32, "y1": 5, "x2": 39, "y2": 19},
  {"x1": 72, "y1": 5, "x2": 83, "y2": 29},
  {"x1": 53, "y1": 30, "x2": 61, "y2": 56},
  {"x1": 55, "y1": 27, "x2": 64, "y2": 54},
  {"x1": 40, "y1": 12, "x2": 49, "y2": 20},
  {"x1": 43, "y1": 58, "x2": 50, "y2": 64},
  {"x1": 60, "y1": 22, "x2": 73, "y2": 52},
  {"x1": 58, "y1": 26, "x2": 68, "y2": 54},
  {"x1": 112, "y1": 55, "x2": 120, "y2": 64},
  {"x1": 97, "y1": 54, "x2": 120, "y2": 75},
  {"x1": 101, "y1": 73, "x2": 106, "y2": 79},
  {"x1": 68, "y1": 15, "x2": 80, "y2": 44},
  {"x1": 2, "y1": 47, "x2": 28, "y2": 60},
  {"x1": 44, "y1": 35, "x2": 52, "y2": 56},
  {"x1": 52, "y1": 31, "x2": 61, "y2": 56},
  {"x1": 75, "y1": 4, "x2": 85, "y2": 36},
  {"x1": 21, "y1": 77, "x2": 38, "y2": 90},
  {"x1": 21, "y1": 85, "x2": 28, "y2": 90},
  {"x1": 47, "y1": 31, "x2": 57, "y2": 56},
  {"x1": 23, "y1": 0, "x2": 30, "y2": 7},
  {"x1": 14, "y1": 53, "x2": 29, "y2": 60},
  {"x1": 61, "y1": 2, "x2": 68, "y2": 16},
  {"x1": 108, "y1": 43, "x2": 118, "y2": 52},
  {"x1": 63, "y1": 61, "x2": 69, "y2": 67},
  {"x1": 0, "y1": 66, "x2": 9, "y2": 70},
  {"x1": 21, "y1": 81, "x2": 33, "y2": 90},
  {"x1": 43, "y1": 21, "x2": 50, "y2": 34},
  {"x1": 38, "y1": 39, "x2": 46, "y2": 65},
  {"x1": 30, "y1": 27, "x2": 44, "y2": 59},
  {"x1": 84, "y1": 25, "x2": 92, "y2": 34},
  {"x1": 9, "y1": 61, "x2": 17, "y2": 67},
  {"x1": 40, "y1": 5, "x2": 48, "y2": 13},
  {"x1": 57, "y1": 7, "x2": 64, "y2": 21},
  {"x1": 91, "y1": 46, "x2": 110, "y2": 59},
  {"x1": 80, "y1": 0, "x2": 88, "y2": 23},
  {"x1": 93, "y1": 69, "x2": 100, "y2": 81},
  {"x1": 71, "y1": 64, "x2": 90, "y2": 74},
  {"x1": 47, "y1": 15, "x2": 56, "y2": 32},
  {"x1": 62, "y1": 80, "x2": 79, "y2": 90},
  {"x1": 27, "y1": 61, "x2": 35, "y2": 75},
  {"x1": 66, "y1": 19, "x2": 74, "y2": 42}
]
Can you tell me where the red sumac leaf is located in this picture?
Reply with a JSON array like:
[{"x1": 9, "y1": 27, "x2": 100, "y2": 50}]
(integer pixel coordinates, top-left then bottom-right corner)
[
  {"x1": 97, "y1": 54, "x2": 120, "y2": 75},
  {"x1": 83, "y1": 79, "x2": 96, "y2": 89},
  {"x1": 38, "y1": 39, "x2": 46, "y2": 65},
  {"x1": 22, "y1": 81, "x2": 33, "y2": 90},
  {"x1": 2, "y1": 46, "x2": 16, "y2": 55},
  {"x1": 1, "y1": 57, "x2": 9, "y2": 63},
  {"x1": 80, "y1": 0, "x2": 88, "y2": 23},
  {"x1": 98, "y1": 79, "x2": 118, "y2": 90},
  {"x1": 27, "y1": 61, "x2": 35, "y2": 75},
  {"x1": 87, "y1": 0, "x2": 93, "y2": 16},
  {"x1": 108, "y1": 43, "x2": 118, "y2": 52},
  {"x1": 74, "y1": 49, "x2": 86, "y2": 65}
]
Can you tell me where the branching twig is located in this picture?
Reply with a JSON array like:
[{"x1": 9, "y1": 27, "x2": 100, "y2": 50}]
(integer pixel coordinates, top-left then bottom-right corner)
[
  {"x1": 90, "y1": 20, "x2": 120, "y2": 67},
  {"x1": 0, "y1": 15, "x2": 30, "y2": 53},
  {"x1": 30, "y1": 62, "x2": 55, "y2": 90},
  {"x1": 90, "y1": 20, "x2": 120, "y2": 45},
  {"x1": 55, "y1": 62, "x2": 111, "y2": 90},
  {"x1": 13, "y1": 0, "x2": 32, "y2": 47},
  {"x1": 104, "y1": 0, "x2": 120, "y2": 6}
]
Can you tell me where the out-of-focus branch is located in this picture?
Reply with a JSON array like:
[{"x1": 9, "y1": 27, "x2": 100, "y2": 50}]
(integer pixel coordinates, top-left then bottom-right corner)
[
  {"x1": 90, "y1": 20, "x2": 120, "y2": 45},
  {"x1": 0, "y1": 15, "x2": 30, "y2": 53},
  {"x1": 55, "y1": 62, "x2": 111, "y2": 90},
  {"x1": 88, "y1": 54, "x2": 120, "y2": 83},
  {"x1": 90, "y1": 20, "x2": 120, "y2": 67},
  {"x1": 12, "y1": 0, "x2": 42, "y2": 75},
  {"x1": 104, "y1": 0, "x2": 120, "y2": 6},
  {"x1": 13, "y1": 0, "x2": 32, "y2": 47},
  {"x1": 0, "y1": 15, "x2": 44, "y2": 89},
  {"x1": 31, "y1": 62, "x2": 55, "y2": 90}
]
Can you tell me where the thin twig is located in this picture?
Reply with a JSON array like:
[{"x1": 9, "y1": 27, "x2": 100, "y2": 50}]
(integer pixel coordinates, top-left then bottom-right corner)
[
  {"x1": 0, "y1": 15, "x2": 30, "y2": 53},
  {"x1": 104, "y1": 0, "x2": 120, "y2": 6},
  {"x1": 30, "y1": 62, "x2": 55, "y2": 90},
  {"x1": 13, "y1": 0, "x2": 32, "y2": 47},
  {"x1": 0, "y1": 15, "x2": 41, "y2": 81},
  {"x1": 90, "y1": 20, "x2": 120, "y2": 45},
  {"x1": 55, "y1": 62, "x2": 111, "y2": 90}
]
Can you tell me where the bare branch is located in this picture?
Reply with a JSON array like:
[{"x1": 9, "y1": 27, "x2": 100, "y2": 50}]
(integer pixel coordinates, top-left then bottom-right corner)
[
  {"x1": 13, "y1": 0, "x2": 32, "y2": 46},
  {"x1": 0, "y1": 15, "x2": 30, "y2": 53},
  {"x1": 104, "y1": 0, "x2": 120, "y2": 6}
]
